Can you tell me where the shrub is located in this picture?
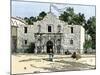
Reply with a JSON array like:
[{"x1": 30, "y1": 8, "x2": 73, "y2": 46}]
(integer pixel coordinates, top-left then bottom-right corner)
[
  {"x1": 65, "y1": 50, "x2": 71, "y2": 55},
  {"x1": 71, "y1": 52, "x2": 81, "y2": 60},
  {"x1": 84, "y1": 50, "x2": 87, "y2": 54},
  {"x1": 71, "y1": 52, "x2": 76, "y2": 58},
  {"x1": 25, "y1": 42, "x2": 35, "y2": 53}
]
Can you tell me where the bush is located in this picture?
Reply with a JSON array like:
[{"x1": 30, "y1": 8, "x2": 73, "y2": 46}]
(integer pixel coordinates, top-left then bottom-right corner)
[
  {"x1": 25, "y1": 42, "x2": 35, "y2": 53},
  {"x1": 71, "y1": 52, "x2": 76, "y2": 58},
  {"x1": 84, "y1": 50, "x2": 87, "y2": 54},
  {"x1": 65, "y1": 50, "x2": 71, "y2": 55},
  {"x1": 71, "y1": 52, "x2": 81, "y2": 60}
]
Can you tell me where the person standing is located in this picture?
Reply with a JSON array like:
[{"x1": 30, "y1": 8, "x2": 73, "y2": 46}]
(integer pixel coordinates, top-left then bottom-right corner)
[{"x1": 49, "y1": 48, "x2": 54, "y2": 61}]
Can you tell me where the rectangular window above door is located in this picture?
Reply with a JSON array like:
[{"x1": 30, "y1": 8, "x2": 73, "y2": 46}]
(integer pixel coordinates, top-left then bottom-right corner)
[{"x1": 24, "y1": 27, "x2": 27, "y2": 33}]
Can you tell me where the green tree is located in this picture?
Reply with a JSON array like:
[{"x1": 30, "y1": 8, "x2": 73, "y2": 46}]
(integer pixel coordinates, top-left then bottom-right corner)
[
  {"x1": 24, "y1": 11, "x2": 47, "y2": 24},
  {"x1": 30, "y1": 16, "x2": 37, "y2": 22},
  {"x1": 84, "y1": 39, "x2": 92, "y2": 51},
  {"x1": 24, "y1": 17, "x2": 29, "y2": 23},
  {"x1": 24, "y1": 17, "x2": 33, "y2": 25},
  {"x1": 59, "y1": 7, "x2": 75, "y2": 24},
  {"x1": 37, "y1": 11, "x2": 47, "y2": 21},
  {"x1": 59, "y1": 7, "x2": 86, "y2": 25},
  {"x1": 86, "y1": 16, "x2": 96, "y2": 49},
  {"x1": 73, "y1": 13, "x2": 86, "y2": 25}
]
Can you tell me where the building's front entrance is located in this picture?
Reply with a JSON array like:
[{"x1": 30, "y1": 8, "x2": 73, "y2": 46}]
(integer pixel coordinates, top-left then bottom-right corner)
[{"x1": 46, "y1": 40, "x2": 53, "y2": 53}]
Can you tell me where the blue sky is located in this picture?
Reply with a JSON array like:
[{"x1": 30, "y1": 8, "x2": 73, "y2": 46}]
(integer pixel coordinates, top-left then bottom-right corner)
[{"x1": 12, "y1": 1, "x2": 96, "y2": 20}]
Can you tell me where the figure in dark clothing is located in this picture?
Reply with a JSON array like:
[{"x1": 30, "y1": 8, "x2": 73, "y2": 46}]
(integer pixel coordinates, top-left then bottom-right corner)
[{"x1": 49, "y1": 48, "x2": 54, "y2": 61}]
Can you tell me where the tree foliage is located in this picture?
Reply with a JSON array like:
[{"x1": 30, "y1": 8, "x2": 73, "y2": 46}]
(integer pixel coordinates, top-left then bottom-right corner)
[
  {"x1": 24, "y1": 11, "x2": 47, "y2": 25},
  {"x1": 24, "y1": 17, "x2": 33, "y2": 25},
  {"x1": 25, "y1": 42, "x2": 35, "y2": 53},
  {"x1": 85, "y1": 17, "x2": 96, "y2": 49},
  {"x1": 84, "y1": 39, "x2": 92, "y2": 50},
  {"x1": 59, "y1": 7, "x2": 86, "y2": 25},
  {"x1": 37, "y1": 11, "x2": 47, "y2": 21}
]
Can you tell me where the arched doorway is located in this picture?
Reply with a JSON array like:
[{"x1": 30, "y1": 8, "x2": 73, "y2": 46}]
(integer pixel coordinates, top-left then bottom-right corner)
[{"x1": 46, "y1": 40, "x2": 53, "y2": 53}]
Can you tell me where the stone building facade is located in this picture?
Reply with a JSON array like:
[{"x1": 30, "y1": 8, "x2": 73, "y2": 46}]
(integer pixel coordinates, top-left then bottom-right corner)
[{"x1": 11, "y1": 12, "x2": 85, "y2": 54}]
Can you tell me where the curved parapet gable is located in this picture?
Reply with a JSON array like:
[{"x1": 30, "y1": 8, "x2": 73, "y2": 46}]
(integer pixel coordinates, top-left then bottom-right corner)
[{"x1": 34, "y1": 12, "x2": 66, "y2": 33}]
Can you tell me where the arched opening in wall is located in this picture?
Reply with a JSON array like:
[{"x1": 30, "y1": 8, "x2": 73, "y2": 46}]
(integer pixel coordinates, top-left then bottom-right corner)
[{"x1": 46, "y1": 40, "x2": 53, "y2": 53}]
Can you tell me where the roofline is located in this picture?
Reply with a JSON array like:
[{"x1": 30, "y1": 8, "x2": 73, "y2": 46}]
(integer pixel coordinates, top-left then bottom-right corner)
[{"x1": 11, "y1": 17, "x2": 28, "y2": 25}]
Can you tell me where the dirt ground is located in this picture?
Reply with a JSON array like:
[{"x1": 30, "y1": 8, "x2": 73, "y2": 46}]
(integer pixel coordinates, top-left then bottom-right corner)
[{"x1": 11, "y1": 54, "x2": 96, "y2": 74}]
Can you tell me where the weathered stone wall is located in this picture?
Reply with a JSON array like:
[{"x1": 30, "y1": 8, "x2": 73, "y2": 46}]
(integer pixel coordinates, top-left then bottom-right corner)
[
  {"x1": 11, "y1": 17, "x2": 35, "y2": 52},
  {"x1": 63, "y1": 25, "x2": 85, "y2": 54},
  {"x1": 11, "y1": 12, "x2": 85, "y2": 54}
]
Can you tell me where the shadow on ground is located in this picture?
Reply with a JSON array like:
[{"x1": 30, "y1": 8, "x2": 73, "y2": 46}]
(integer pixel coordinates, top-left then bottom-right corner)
[{"x1": 29, "y1": 59, "x2": 95, "y2": 72}]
